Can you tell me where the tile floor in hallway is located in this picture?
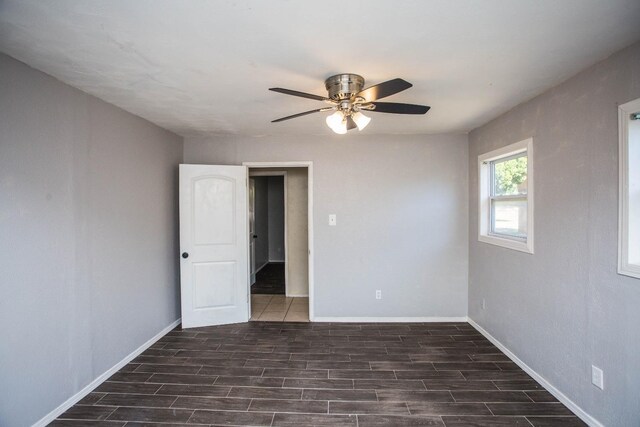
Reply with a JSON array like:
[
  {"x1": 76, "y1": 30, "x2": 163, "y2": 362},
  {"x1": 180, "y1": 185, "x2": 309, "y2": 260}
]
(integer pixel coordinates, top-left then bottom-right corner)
[
  {"x1": 51, "y1": 321, "x2": 586, "y2": 426},
  {"x1": 251, "y1": 295, "x2": 309, "y2": 322}
]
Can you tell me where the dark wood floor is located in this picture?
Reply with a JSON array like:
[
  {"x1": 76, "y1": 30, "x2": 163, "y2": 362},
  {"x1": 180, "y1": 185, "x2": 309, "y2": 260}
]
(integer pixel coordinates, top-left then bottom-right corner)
[
  {"x1": 251, "y1": 263, "x2": 285, "y2": 295},
  {"x1": 51, "y1": 322, "x2": 586, "y2": 426}
]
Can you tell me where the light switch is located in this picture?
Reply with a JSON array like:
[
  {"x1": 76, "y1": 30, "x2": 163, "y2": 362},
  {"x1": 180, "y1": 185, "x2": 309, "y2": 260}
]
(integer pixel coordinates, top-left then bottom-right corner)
[
  {"x1": 329, "y1": 214, "x2": 337, "y2": 226},
  {"x1": 592, "y1": 366, "x2": 604, "y2": 390}
]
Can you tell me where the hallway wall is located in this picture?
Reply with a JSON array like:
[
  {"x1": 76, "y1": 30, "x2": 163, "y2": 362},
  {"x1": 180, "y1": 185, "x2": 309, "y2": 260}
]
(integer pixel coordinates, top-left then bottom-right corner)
[{"x1": 267, "y1": 176, "x2": 285, "y2": 262}]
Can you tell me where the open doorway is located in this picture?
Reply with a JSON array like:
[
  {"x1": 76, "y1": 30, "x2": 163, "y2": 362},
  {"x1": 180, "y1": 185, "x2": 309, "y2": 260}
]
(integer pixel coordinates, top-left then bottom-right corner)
[
  {"x1": 246, "y1": 163, "x2": 311, "y2": 322},
  {"x1": 250, "y1": 173, "x2": 285, "y2": 294}
]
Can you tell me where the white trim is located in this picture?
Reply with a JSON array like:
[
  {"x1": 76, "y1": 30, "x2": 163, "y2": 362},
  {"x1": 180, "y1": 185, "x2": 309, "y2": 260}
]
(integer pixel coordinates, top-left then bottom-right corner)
[
  {"x1": 478, "y1": 234, "x2": 531, "y2": 254},
  {"x1": 246, "y1": 170, "x2": 252, "y2": 315},
  {"x1": 255, "y1": 261, "x2": 269, "y2": 274},
  {"x1": 249, "y1": 177, "x2": 257, "y2": 286},
  {"x1": 313, "y1": 316, "x2": 469, "y2": 323},
  {"x1": 250, "y1": 170, "x2": 286, "y2": 177},
  {"x1": 283, "y1": 173, "x2": 289, "y2": 296},
  {"x1": 244, "y1": 161, "x2": 313, "y2": 168},
  {"x1": 32, "y1": 318, "x2": 181, "y2": 427},
  {"x1": 478, "y1": 138, "x2": 534, "y2": 254},
  {"x1": 618, "y1": 98, "x2": 640, "y2": 279},
  {"x1": 468, "y1": 318, "x2": 603, "y2": 427},
  {"x1": 243, "y1": 161, "x2": 314, "y2": 319},
  {"x1": 288, "y1": 294, "x2": 309, "y2": 297},
  {"x1": 268, "y1": 259, "x2": 285, "y2": 263},
  {"x1": 308, "y1": 162, "x2": 314, "y2": 320}
]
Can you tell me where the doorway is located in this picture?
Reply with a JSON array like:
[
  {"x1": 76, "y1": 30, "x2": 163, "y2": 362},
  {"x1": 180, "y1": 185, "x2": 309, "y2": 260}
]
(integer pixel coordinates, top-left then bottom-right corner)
[
  {"x1": 249, "y1": 173, "x2": 286, "y2": 295},
  {"x1": 245, "y1": 163, "x2": 312, "y2": 322}
]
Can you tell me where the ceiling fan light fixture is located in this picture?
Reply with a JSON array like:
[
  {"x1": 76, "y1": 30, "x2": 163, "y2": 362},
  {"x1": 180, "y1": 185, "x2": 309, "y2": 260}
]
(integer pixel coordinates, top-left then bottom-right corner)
[
  {"x1": 270, "y1": 74, "x2": 430, "y2": 131},
  {"x1": 326, "y1": 110, "x2": 347, "y2": 134},
  {"x1": 351, "y1": 111, "x2": 371, "y2": 131}
]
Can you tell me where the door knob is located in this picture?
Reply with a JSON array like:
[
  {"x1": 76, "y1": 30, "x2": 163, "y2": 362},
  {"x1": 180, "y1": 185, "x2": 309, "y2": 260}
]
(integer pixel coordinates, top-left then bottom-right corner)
[
  {"x1": 252, "y1": 234, "x2": 258, "y2": 239},
  {"x1": 181, "y1": 252, "x2": 189, "y2": 259}
]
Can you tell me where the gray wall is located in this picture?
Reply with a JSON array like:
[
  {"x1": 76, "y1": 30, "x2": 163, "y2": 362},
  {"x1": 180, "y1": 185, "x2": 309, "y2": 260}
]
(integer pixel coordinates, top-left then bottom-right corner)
[
  {"x1": 468, "y1": 41, "x2": 640, "y2": 426},
  {"x1": 253, "y1": 176, "x2": 270, "y2": 269},
  {"x1": 184, "y1": 133, "x2": 469, "y2": 318},
  {"x1": 267, "y1": 176, "x2": 285, "y2": 262},
  {"x1": 0, "y1": 53, "x2": 183, "y2": 426}
]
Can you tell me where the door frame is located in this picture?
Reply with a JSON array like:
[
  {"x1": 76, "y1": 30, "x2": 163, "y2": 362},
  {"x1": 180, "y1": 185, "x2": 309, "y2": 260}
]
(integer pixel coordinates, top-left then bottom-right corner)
[
  {"x1": 243, "y1": 161, "x2": 314, "y2": 321},
  {"x1": 248, "y1": 177, "x2": 257, "y2": 286},
  {"x1": 248, "y1": 170, "x2": 289, "y2": 295}
]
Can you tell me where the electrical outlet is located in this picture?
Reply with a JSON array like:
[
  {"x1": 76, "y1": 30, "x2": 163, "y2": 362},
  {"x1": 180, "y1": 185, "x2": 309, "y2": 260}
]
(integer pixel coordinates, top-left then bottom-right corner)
[
  {"x1": 375, "y1": 290, "x2": 382, "y2": 300},
  {"x1": 482, "y1": 299, "x2": 486, "y2": 310},
  {"x1": 591, "y1": 365, "x2": 604, "y2": 390}
]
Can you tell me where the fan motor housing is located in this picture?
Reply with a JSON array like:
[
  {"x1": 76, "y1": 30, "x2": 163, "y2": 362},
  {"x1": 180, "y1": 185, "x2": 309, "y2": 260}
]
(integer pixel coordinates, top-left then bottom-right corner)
[{"x1": 325, "y1": 74, "x2": 365, "y2": 101}]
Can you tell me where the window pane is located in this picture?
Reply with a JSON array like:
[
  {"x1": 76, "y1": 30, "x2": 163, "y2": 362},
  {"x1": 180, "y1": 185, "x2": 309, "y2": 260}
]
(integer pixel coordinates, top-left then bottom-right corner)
[
  {"x1": 493, "y1": 154, "x2": 527, "y2": 196},
  {"x1": 491, "y1": 199, "x2": 527, "y2": 238}
]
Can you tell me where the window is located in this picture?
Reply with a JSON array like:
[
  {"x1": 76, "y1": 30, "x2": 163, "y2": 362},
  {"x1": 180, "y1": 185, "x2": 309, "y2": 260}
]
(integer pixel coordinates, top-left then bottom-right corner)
[
  {"x1": 619, "y1": 98, "x2": 640, "y2": 279},
  {"x1": 478, "y1": 138, "x2": 534, "y2": 253}
]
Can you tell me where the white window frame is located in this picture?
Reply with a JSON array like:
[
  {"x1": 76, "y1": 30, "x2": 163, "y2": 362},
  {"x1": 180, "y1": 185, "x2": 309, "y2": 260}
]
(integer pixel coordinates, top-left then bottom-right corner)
[
  {"x1": 618, "y1": 98, "x2": 640, "y2": 279},
  {"x1": 478, "y1": 138, "x2": 534, "y2": 254}
]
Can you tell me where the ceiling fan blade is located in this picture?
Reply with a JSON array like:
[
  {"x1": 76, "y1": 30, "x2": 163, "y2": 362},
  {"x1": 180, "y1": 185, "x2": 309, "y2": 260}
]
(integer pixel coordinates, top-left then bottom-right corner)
[
  {"x1": 370, "y1": 102, "x2": 430, "y2": 115},
  {"x1": 356, "y1": 78, "x2": 412, "y2": 102},
  {"x1": 346, "y1": 115, "x2": 357, "y2": 130},
  {"x1": 271, "y1": 108, "x2": 332, "y2": 123},
  {"x1": 269, "y1": 87, "x2": 330, "y2": 102}
]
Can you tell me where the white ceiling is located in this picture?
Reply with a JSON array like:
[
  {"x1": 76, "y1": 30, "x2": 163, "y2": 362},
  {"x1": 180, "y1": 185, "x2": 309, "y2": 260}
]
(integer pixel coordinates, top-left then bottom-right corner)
[{"x1": 1, "y1": 1, "x2": 639, "y2": 137}]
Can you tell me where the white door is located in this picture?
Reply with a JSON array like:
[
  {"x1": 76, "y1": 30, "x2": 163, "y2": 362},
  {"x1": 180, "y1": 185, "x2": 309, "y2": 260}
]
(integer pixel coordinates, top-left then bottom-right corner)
[
  {"x1": 249, "y1": 178, "x2": 257, "y2": 285},
  {"x1": 179, "y1": 164, "x2": 249, "y2": 328}
]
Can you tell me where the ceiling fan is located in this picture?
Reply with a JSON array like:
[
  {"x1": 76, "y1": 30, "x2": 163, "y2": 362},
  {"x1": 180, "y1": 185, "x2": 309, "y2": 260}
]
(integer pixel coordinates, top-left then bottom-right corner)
[{"x1": 269, "y1": 74, "x2": 430, "y2": 134}]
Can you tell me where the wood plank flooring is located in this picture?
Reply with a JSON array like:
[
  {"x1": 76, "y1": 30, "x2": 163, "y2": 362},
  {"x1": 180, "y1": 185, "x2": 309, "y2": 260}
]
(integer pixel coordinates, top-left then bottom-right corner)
[
  {"x1": 251, "y1": 263, "x2": 285, "y2": 295},
  {"x1": 50, "y1": 322, "x2": 586, "y2": 426}
]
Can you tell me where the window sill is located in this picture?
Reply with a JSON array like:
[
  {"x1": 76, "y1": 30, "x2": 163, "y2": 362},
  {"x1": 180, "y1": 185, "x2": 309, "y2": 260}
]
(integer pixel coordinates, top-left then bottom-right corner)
[
  {"x1": 479, "y1": 234, "x2": 534, "y2": 254},
  {"x1": 618, "y1": 263, "x2": 640, "y2": 279}
]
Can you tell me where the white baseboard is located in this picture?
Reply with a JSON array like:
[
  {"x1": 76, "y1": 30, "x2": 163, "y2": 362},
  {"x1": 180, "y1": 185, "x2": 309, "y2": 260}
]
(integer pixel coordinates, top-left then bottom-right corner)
[
  {"x1": 33, "y1": 318, "x2": 182, "y2": 427},
  {"x1": 287, "y1": 293, "x2": 309, "y2": 297},
  {"x1": 313, "y1": 316, "x2": 468, "y2": 323},
  {"x1": 255, "y1": 261, "x2": 269, "y2": 274},
  {"x1": 467, "y1": 318, "x2": 603, "y2": 427},
  {"x1": 268, "y1": 259, "x2": 285, "y2": 263}
]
